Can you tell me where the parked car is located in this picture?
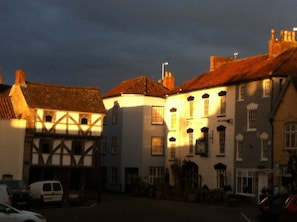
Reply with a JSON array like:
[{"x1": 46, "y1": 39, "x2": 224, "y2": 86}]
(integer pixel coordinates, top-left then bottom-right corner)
[
  {"x1": 0, "y1": 180, "x2": 30, "y2": 209},
  {"x1": 29, "y1": 180, "x2": 64, "y2": 207},
  {"x1": 0, "y1": 201, "x2": 46, "y2": 222},
  {"x1": 257, "y1": 194, "x2": 290, "y2": 222},
  {"x1": 0, "y1": 184, "x2": 11, "y2": 205},
  {"x1": 279, "y1": 194, "x2": 297, "y2": 222}
]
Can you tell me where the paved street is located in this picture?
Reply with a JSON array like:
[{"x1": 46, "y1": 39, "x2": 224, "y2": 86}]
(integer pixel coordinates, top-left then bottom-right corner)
[{"x1": 36, "y1": 192, "x2": 259, "y2": 222}]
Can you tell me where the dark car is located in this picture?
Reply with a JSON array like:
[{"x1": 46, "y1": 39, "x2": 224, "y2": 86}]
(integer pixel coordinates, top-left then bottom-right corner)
[
  {"x1": 258, "y1": 194, "x2": 290, "y2": 222},
  {"x1": 0, "y1": 180, "x2": 31, "y2": 209},
  {"x1": 279, "y1": 194, "x2": 297, "y2": 222}
]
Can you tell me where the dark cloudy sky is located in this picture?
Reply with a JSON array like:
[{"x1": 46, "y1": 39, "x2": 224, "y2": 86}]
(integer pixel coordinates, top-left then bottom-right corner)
[{"x1": 1, "y1": 0, "x2": 296, "y2": 93}]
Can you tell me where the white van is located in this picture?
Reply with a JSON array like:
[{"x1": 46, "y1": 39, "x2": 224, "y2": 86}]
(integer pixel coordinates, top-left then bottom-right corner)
[
  {"x1": 29, "y1": 180, "x2": 63, "y2": 207},
  {"x1": 0, "y1": 184, "x2": 11, "y2": 205}
]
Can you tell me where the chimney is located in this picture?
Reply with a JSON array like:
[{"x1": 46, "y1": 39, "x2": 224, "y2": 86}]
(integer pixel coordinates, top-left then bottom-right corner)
[
  {"x1": 15, "y1": 69, "x2": 26, "y2": 85},
  {"x1": 163, "y1": 71, "x2": 175, "y2": 90},
  {"x1": 269, "y1": 29, "x2": 297, "y2": 57},
  {"x1": 210, "y1": 56, "x2": 234, "y2": 71}
]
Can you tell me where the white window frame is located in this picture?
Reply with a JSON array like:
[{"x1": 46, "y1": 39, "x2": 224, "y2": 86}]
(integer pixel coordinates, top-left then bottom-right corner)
[
  {"x1": 263, "y1": 79, "x2": 271, "y2": 97},
  {"x1": 151, "y1": 136, "x2": 164, "y2": 155},
  {"x1": 218, "y1": 91, "x2": 227, "y2": 115},
  {"x1": 236, "y1": 134, "x2": 243, "y2": 161},
  {"x1": 238, "y1": 84, "x2": 245, "y2": 101},
  {"x1": 247, "y1": 103, "x2": 258, "y2": 131},
  {"x1": 152, "y1": 106, "x2": 164, "y2": 125},
  {"x1": 285, "y1": 123, "x2": 297, "y2": 149},
  {"x1": 170, "y1": 142, "x2": 176, "y2": 159},
  {"x1": 216, "y1": 170, "x2": 226, "y2": 189},
  {"x1": 236, "y1": 169, "x2": 255, "y2": 196},
  {"x1": 203, "y1": 97, "x2": 209, "y2": 117},
  {"x1": 149, "y1": 167, "x2": 164, "y2": 185},
  {"x1": 187, "y1": 96, "x2": 194, "y2": 118}
]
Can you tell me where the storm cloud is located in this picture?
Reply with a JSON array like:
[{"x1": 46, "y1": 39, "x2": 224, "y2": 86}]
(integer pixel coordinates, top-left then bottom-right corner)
[{"x1": 1, "y1": 0, "x2": 296, "y2": 93}]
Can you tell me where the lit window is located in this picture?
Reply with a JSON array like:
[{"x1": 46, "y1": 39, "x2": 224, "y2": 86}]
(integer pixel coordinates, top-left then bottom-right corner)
[
  {"x1": 202, "y1": 94, "x2": 209, "y2": 117},
  {"x1": 170, "y1": 107, "x2": 177, "y2": 130},
  {"x1": 285, "y1": 123, "x2": 297, "y2": 149},
  {"x1": 151, "y1": 136, "x2": 164, "y2": 155},
  {"x1": 187, "y1": 96, "x2": 194, "y2": 118},
  {"x1": 218, "y1": 91, "x2": 226, "y2": 115},
  {"x1": 263, "y1": 79, "x2": 271, "y2": 97},
  {"x1": 152, "y1": 106, "x2": 164, "y2": 124}
]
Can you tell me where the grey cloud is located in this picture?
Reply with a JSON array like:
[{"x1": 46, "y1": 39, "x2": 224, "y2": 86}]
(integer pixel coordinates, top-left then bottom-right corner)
[{"x1": 0, "y1": 0, "x2": 297, "y2": 93}]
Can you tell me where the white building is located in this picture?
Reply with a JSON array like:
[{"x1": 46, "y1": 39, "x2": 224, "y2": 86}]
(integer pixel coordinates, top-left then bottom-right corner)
[{"x1": 101, "y1": 74, "x2": 174, "y2": 193}]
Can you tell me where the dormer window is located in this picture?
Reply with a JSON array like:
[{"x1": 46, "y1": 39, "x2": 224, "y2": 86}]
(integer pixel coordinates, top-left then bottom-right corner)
[
  {"x1": 44, "y1": 110, "x2": 55, "y2": 122},
  {"x1": 80, "y1": 114, "x2": 90, "y2": 125}
]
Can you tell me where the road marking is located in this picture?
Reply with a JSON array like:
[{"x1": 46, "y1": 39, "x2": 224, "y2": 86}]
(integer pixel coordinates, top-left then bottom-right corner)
[{"x1": 240, "y1": 212, "x2": 253, "y2": 222}]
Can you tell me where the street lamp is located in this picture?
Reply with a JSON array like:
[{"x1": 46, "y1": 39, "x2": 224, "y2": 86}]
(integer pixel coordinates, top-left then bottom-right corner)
[{"x1": 161, "y1": 62, "x2": 169, "y2": 81}]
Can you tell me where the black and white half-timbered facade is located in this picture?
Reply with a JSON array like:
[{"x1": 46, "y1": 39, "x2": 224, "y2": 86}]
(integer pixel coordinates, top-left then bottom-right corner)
[{"x1": 9, "y1": 70, "x2": 106, "y2": 192}]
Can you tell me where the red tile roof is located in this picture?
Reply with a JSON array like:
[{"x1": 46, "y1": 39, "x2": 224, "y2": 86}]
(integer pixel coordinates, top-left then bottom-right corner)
[
  {"x1": 0, "y1": 84, "x2": 16, "y2": 119},
  {"x1": 169, "y1": 48, "x2": 297, "y2": 94},
  {"x1": 20, "y1": 82, "x2": 106, "y2": 113},
  {"x1": 102, "y1": 76, "x2": 170, "y2": 98},
  {"x1": 0, "y1": 97, "x2": 17, "y2": 119}
]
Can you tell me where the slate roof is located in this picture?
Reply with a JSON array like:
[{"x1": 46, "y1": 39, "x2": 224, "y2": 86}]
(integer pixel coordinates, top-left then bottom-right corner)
[
  {"x1": 169, "y1": 48, "x2": 297, "y2": 94},
  {"x1": 0, "y1": 84, "x2": 16, "y2": 119},
  {"x1": 20, "y1": 82, "x2": 106, "y2": 113},
  {"x1": 102, "y1": 76, "x2": 170, "y2": 98}
]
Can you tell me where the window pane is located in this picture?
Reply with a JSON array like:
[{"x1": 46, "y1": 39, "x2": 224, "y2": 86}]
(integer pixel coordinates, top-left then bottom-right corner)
[
  {"x1": 152, "y1": 107, "x2": 164, "y2": 124},
  {"x1": 285, "y1": 123, "x2": 297, "y2": 149},
  {"x1": 152, "y1": 137, "x2": 164, "y2": 155}
]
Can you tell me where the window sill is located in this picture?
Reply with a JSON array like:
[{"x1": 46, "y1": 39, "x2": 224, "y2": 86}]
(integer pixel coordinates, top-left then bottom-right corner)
[{"x1": 216, "y1": 154, "x2": 225, "y2": 157}]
